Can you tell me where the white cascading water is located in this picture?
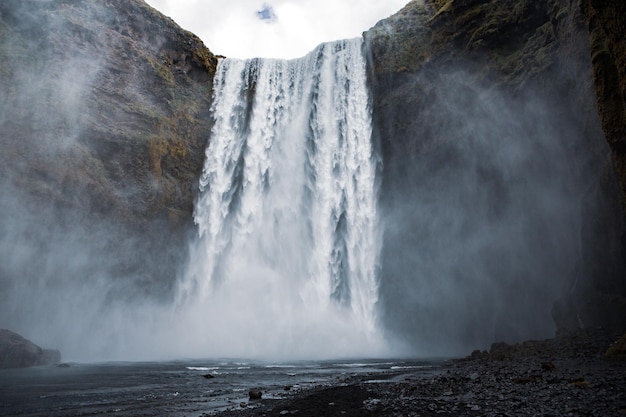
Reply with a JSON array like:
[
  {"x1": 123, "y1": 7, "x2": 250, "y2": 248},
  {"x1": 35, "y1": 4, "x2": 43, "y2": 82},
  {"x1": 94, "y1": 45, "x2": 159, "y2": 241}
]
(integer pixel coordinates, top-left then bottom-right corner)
[{"x1": 178, "y1": 38, "x2": 387, "y2": 359}]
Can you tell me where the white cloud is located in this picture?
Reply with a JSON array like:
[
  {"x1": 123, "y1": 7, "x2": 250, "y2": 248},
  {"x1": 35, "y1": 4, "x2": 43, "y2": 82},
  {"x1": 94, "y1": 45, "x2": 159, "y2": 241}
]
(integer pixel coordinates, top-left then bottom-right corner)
[{"x1": 144, "y1": 0, "x2": 410, "y2": 58}]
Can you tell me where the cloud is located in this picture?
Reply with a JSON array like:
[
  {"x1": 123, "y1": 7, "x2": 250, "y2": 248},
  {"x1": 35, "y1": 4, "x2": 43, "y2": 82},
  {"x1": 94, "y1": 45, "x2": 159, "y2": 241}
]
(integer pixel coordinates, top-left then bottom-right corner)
[{"x1": 144, "y1": 0, "x2": 410, "y2": 58}]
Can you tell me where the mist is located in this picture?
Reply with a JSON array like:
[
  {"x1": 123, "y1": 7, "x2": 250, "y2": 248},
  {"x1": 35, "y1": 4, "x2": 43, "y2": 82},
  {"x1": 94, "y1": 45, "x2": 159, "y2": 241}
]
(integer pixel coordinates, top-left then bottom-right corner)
[
  {"x1": 375, "y1": 64, "x2": 598, "y2": 356},
  {"x1": 0, "y1": 0, "x2": 610, "y2": 362},
  {"x1": 0, "y1": 1, "x2": 393, "y2": 362},
  {"x1": 0, "y1": 0, "x2": 203, "y2": 361}
]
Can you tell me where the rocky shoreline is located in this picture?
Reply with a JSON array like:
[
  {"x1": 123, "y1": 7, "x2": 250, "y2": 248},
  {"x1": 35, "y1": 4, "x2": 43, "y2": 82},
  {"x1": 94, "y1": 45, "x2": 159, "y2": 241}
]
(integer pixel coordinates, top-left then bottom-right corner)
[{"x1": 216, "y1": 329, "x2": 626, "y2": 417}]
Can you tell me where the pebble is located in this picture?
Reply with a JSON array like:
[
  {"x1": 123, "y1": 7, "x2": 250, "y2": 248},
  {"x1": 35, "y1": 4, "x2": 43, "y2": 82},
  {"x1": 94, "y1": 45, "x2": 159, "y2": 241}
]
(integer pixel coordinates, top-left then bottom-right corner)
[
  {"x1": 216, "y1": 329, "x2": 626, "y2": 417},
  {"x1": 351, "y1": 329, "x2": 626, "y2": 417}
]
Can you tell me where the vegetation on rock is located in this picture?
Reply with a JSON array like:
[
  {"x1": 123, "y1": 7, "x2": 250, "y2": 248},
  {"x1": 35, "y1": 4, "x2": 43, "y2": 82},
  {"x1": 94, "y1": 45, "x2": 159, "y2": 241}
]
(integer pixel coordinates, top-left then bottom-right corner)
[{"x1": 0, "y1": 0, "x2": 217, "y2": 309}]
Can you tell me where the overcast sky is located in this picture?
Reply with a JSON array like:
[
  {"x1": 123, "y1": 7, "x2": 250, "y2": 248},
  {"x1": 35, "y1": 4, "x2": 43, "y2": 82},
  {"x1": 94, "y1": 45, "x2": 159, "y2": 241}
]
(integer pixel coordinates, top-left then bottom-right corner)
[{"x1": 144, "y1": 0, "x2": 410, "y2": 59}]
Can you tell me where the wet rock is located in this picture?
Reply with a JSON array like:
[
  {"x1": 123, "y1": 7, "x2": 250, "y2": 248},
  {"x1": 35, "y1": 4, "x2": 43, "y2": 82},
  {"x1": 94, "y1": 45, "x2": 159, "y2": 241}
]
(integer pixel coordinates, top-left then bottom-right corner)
[
  {"x1": 489, "y1": 342, "x2": 513, "y2": 361},
  {"x1": 249, "y1": 389, "x2": 263, "y2": 400},
  {"x1": 605, "y1": 334, "x2": 626, "y2": 358},
  {"x1": 0, "y1": 329, "x2": 61, "y2": 369},
  {"x1": 469, "y1": 349, "x2": 488, "y2": 360},
  {"x1": 569, "y1": 377, "x2": 589, "y2": 388}
]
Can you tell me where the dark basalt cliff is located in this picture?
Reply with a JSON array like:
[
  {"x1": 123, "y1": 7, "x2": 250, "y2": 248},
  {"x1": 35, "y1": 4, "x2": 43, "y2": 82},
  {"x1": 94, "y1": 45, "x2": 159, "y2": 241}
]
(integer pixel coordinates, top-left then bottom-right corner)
[
  {"x1": 588, "y1": 0, "x2": 626, "y2": 219},
  {"x1": 0, "y1": 0, "x2": 623, "y2": 351},
  {"x1": 0, "y1": 0, "x2": 216, "y2": 299},
  {"x1": 0, "y1": 0, "x2": 216, "y2": 223},
  {"x1": 366, "y1": 0, "x2": 625, "y2": 350}
]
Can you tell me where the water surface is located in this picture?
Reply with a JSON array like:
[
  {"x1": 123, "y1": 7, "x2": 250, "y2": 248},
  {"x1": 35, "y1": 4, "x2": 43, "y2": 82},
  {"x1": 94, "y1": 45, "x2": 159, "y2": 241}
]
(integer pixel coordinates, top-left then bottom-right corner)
[{"x1": 0, "y1": 359, "x2": 437, "y2": 416}]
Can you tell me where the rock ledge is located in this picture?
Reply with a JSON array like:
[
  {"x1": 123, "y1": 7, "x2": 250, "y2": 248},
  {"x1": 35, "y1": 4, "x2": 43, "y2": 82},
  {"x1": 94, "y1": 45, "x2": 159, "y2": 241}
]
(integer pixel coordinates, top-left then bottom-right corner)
[{"x1": 0, "y1": 329, "x2": 61, "y2": 369}]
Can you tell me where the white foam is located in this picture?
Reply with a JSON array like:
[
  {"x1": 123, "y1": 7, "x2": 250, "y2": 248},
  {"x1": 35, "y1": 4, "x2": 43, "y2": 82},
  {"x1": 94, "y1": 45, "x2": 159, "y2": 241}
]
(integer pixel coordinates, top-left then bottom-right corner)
[{"x1": 173, "y1": 38, "x2": 389, "y2": 360}]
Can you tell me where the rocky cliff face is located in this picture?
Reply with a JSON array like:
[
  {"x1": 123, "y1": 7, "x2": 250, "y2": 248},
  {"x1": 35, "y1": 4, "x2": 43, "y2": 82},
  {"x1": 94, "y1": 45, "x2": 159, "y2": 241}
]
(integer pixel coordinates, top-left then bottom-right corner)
[
  {"x1": 588, "y1": 0, "x2": 626, "y2": 217},
  {"x1": 0, "y1": 0, "x2": 219, "y2": 350},
  {"x1": 0, "y1": 0, "x2": 216, "y2": 309},
  {"x1": 585, "y1": 0, "x2": 626, "y2": 329},
  {"x1": 0, "y1": 0, "x2": 216, "y2": 223},
  {"x1": 365, "y1": 0, "x2": 625, "y2": 351}
]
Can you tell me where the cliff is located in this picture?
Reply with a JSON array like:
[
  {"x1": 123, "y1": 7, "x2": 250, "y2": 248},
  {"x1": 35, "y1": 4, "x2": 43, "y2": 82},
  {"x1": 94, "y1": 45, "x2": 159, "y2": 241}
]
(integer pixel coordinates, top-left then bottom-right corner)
[
  {"x1": 0, "y1": 0, "x2": 216, "y2": 306},
  {"x1": 365, "y1": 0, "x2": 625, "y2": 351},
  {"x1": 0, "y1": 0, "x2": 216, "y2": 223},
  {"x1": 588, "y1": 0, "x2": 626, "y2": 220}
]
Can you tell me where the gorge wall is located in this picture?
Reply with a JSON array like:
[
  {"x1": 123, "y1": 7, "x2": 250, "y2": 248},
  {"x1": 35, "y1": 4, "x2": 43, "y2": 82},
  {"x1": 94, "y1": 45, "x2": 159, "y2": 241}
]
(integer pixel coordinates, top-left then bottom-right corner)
[
  {"x1": 0, "y1": 0, "x2": 624, "y2": 357},
  {"x1": 0, "y1": 0, "x2": 216, "y2": 353},
  {"x1": 366, "y1": 0, "x2": 626, "y2": 352}
]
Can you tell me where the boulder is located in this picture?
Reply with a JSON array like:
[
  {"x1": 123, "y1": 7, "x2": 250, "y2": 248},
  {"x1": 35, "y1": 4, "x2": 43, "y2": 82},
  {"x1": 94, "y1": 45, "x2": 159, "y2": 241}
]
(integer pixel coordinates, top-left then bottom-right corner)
[
  {"x1": 605, "y1": 334, "x2": 626, "y2": 359},
  {"x1": 0, "y1": 329, "x2": 61, "y2": 369},
  {"x1": 249, "y1": 389, "x2": 263, "y2": 400}
]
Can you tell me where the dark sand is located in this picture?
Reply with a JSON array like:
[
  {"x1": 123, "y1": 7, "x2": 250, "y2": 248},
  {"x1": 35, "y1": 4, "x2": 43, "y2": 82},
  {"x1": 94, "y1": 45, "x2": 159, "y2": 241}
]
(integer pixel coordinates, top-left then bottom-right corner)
[{"x1": 216, "y1": 329, "x2": 626, "y2": 417}]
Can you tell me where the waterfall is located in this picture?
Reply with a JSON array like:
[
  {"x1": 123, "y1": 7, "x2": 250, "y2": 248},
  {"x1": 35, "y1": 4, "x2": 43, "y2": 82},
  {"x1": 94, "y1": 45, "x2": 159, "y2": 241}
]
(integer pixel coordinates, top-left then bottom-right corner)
[{"x1": 179, "y1": 38, "x2": 386, "y2": 359}]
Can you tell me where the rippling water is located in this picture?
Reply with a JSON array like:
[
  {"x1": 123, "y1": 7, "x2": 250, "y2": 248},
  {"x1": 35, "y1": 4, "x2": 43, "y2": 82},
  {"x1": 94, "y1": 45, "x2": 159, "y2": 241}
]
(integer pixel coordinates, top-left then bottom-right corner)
[{"x1": 0, "y1": 359, "x2": 436, "y2": 416}]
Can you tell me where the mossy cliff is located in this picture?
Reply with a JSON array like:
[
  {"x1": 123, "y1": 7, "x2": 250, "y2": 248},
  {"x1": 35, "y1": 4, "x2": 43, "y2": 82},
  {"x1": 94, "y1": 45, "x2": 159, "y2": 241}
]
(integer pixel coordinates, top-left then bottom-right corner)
[
  {"x1": 0, "y1": 0, "x2": 216, "y2": 223},
  {"x1": 0, "y1": 0, "x2": 216, "y2": 297},
  {"x1": 587, "y1": 0, "x2": 626, "y2": 215},
  {"x1": 365, "y1": 0, "x2": 625, "y2": 349}
]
